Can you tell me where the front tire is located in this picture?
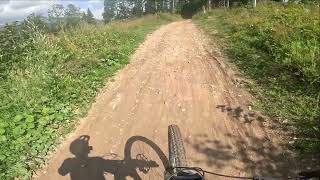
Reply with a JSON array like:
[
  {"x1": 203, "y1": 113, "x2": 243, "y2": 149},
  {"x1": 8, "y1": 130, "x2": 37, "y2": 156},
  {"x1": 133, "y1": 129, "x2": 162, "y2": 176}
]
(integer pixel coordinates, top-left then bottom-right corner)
[{"x1": 168, "y1": 124, "x2": 188, "y2": 169}]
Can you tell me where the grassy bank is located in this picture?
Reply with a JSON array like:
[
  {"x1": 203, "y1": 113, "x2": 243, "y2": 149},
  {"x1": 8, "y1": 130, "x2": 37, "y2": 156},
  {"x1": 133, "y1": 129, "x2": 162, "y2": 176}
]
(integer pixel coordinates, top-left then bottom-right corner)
[
  {"x1": 193, "y1": 3, "x2": 319, "y2": 153},
  {"x1": 0, "y1": 14, "x2": 179, "y2": 179}
]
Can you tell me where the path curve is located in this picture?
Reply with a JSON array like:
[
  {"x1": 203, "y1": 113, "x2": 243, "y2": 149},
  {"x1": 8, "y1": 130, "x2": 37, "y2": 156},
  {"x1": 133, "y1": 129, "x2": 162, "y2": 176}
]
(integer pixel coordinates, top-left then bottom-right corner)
[{"x1": 34, "y1": 20, "x2": 295, "y2": 180}]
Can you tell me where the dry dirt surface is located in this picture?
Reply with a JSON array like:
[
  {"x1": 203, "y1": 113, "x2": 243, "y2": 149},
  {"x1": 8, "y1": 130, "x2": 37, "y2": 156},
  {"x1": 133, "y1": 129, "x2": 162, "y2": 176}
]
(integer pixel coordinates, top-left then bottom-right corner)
[{"x1": 34, "y1": 20, "x2": 297, "y2": 180}]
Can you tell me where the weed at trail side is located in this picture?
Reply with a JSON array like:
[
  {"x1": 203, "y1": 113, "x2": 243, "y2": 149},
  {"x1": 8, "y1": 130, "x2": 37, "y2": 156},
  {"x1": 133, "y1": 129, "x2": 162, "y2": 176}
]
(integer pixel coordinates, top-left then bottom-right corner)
[
  {"x1": 0, "y1": 14, "x2": 178, "y2": 180},
  {"x1": 193, "y1": 3, "x2": 320, "y2": 154}
]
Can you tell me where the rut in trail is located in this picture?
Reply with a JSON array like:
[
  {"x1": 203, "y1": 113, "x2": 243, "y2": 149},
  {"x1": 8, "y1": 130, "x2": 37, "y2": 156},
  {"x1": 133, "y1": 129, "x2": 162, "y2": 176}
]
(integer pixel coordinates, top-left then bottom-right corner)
[{"x1": 34, "y1": 20, "x2": 296, "y2": 180}]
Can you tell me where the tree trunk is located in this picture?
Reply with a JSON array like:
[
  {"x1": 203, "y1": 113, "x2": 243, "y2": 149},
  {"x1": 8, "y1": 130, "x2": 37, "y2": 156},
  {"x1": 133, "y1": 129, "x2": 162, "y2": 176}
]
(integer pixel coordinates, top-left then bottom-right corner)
[
  {"x1": 172, "y1": 0, "x2": 175, "y2": 12},
  {"x1": 202, "y1": 5, "x2": 206, "y2": 13},
  {"x1": 253, "y1": 0, "x2": 256, "y2": 7},
  {"x1": 155, "y1": 0, "x2": 157, "y2": 11},
  {"x1": 207, "y1": 0, "x2": 211, "y2": 10}
]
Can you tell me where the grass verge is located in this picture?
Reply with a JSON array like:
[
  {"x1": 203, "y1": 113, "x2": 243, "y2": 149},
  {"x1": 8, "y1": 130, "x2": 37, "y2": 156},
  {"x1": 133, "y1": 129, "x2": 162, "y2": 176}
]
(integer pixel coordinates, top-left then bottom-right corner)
[{"x1": 193, "y1": 3, "x2": 319, "y2": 154}]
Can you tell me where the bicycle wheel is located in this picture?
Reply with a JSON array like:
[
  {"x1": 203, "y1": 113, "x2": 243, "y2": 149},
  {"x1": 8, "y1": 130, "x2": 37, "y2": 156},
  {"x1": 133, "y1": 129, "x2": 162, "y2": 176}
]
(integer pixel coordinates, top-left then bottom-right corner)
[
  {"x1": 124, "y1": 136, "x2": 169, "y2": 179},
  {"x1": 168, "y1": 124, "x2": 188, "y2": 168}
]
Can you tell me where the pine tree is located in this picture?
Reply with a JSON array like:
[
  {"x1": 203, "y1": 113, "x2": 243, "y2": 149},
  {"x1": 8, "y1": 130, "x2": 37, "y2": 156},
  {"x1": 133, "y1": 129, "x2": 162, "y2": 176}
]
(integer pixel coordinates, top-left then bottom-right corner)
[{"x1": 85, "y1": 8, "x2": 95, "y2": 24}]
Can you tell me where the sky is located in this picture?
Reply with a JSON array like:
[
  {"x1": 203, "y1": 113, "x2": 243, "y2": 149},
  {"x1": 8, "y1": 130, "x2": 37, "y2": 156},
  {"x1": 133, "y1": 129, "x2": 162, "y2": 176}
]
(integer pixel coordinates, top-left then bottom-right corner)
[{"x1": 0, "y1": 0, "x2": 104, "y2": 26}]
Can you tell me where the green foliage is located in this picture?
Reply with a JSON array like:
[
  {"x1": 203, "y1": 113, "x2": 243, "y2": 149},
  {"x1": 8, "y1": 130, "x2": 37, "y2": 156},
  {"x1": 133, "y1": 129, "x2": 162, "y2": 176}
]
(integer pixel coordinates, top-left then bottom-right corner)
[
  {"x1": 0, "y1": 14, "x2": 177, "y2": 180},
  {"x1": 0, "y1": 22, "x2": 36, "y2": 78},
  {"x1": 103, "y1": 0, "x2": 180, "y2": 22},
  {"x1": 194, "y1": 3, "x2": 320, "y2": 153},
  {"x1": 48, "y1": 4, "x2": 65, "y2": 32},
  {"x1": 157, "y1": 12, "x2": 182, "y2": 21},
  {"x1": 47, "y1": 4, "x2": 89, "y2": 32},
  {"x1": 64, "y1": 4, "x2": 83, "y2": 28},
  {"x1": 103, "y1": 0, "x2": 117, "y2": 23},
  {"x1": 180, "y1": 0, "x2": 204, "y2": 18},
  {"x1": 24, "y1": 13, "x2": 49, "y2": 33}
]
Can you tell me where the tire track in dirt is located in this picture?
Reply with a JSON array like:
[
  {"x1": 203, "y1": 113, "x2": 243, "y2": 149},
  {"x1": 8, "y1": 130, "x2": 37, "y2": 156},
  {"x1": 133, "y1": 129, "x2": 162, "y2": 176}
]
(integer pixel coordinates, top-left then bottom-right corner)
[{"x1": 34, "y1": 20, "x2": 296, "y2": 180}]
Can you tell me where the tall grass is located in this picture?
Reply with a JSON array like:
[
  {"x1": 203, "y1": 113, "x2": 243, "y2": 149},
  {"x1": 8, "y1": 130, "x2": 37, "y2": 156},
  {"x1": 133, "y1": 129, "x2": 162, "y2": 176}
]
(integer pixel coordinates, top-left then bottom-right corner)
[
  {"x1": 194, "y1": 3, "x2": 320, "y2": 153},
  {"x1": 0, "y1": 14, "x2": 179, "y2": 180}
]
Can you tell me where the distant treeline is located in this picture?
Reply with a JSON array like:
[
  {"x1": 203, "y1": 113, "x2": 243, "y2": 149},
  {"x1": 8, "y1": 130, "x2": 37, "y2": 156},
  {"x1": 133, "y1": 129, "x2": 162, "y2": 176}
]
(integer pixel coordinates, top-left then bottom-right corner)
[
  {"x1": 0, "y1": 4, "x2": 96, "y2": 34},
  {"x1": 102, "y1": 0, "x2": 319, "y2": 20}
]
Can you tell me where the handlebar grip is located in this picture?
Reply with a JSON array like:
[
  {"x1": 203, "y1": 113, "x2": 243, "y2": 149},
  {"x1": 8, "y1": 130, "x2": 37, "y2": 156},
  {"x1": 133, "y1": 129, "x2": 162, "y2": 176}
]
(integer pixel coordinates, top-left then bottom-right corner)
[{"x1": 299, "y1": 170, "x2": 320, "y2": 179}]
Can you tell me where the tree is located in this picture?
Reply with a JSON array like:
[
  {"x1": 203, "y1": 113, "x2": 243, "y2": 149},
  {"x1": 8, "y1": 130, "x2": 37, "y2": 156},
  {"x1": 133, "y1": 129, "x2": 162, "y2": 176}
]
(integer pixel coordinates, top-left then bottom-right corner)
[
  {"x1": 48, "y1": 4, "x2": 65, "y2": 31},
  {"x1": 131, "y1": 0, "x2": 144, "y2": 16},
  {"x1": 117, "y1": 0, "x2": 133, "y2": 19},
  {"x1": 103, "y1": 0, "x2": 117, "y2": 23},
  {"x1": 65, "y1": 4, "x2": 82, "y2": 27},
  {"x1": 85, "y1": 8, "x2": 96, "y2": 24},
  {"x1": 48, "y1": 4, "x2": 65, "y2": 19},
  {"x1": 145, "y1": 0, "x2": 157, "y2": 14},
  {"x1": 171, "y1": 0, "x2": 175, "y2": 12},
  {"x1": 159, "y1": 0, "x2": 171, "y2": 12},
  {"x1": 176, "y1": 0, "x2": 189, "y2": 13}
]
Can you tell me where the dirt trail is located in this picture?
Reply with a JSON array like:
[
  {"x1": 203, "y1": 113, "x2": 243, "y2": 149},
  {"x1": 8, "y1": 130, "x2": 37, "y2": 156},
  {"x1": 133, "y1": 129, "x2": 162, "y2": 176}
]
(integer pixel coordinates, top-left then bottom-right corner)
[{"x1": 34, "y1": 21, "x2": 296, "y2": 180}]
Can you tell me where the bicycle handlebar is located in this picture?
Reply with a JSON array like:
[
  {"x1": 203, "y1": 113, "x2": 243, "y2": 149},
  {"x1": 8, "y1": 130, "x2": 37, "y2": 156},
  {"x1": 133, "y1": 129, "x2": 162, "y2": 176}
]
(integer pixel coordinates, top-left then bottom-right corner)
[{"x1": 169, "y1": 166, "x2": 320, "y2": 180}]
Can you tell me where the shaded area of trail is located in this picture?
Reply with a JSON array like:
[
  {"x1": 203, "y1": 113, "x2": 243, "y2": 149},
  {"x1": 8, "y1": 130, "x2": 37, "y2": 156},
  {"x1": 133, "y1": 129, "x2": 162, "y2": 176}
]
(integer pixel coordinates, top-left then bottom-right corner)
[{"x1": 34, "y1": 21, "x2": 297, "y2": 180}]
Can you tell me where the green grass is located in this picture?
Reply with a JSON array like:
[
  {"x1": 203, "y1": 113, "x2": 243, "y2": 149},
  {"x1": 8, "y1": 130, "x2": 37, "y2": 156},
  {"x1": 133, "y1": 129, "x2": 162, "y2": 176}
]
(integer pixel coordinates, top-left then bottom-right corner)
[
  {"x1": 0, "y1": 14, "x2": 179, "y2": 180},
  {"x1": 193, "y1": 3, "x2": 320, "y2": 153}
]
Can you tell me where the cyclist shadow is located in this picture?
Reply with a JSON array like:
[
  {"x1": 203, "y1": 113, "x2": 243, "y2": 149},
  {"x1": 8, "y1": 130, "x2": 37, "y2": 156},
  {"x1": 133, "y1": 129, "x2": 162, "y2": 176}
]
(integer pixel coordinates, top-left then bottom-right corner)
[{"x1": 58, "y1": 135, "x2": 169, "y2": 180}]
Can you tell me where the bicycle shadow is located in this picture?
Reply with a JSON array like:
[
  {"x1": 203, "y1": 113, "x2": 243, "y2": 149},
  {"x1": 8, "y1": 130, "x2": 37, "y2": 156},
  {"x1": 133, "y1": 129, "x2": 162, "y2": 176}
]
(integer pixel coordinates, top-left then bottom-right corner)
[{"x1": 58, "y1": 135, "x2": 169, "y2": 180}]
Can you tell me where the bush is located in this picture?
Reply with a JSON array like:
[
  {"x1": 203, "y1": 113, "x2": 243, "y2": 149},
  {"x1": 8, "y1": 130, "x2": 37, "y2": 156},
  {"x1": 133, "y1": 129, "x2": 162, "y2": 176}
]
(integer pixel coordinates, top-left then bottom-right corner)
[
  {"x1": 0, "y1": 14, "x2": 176, "y2": 179},
  {"x1": 194, "y1": 3, "x2": 320, "y2": 153}
]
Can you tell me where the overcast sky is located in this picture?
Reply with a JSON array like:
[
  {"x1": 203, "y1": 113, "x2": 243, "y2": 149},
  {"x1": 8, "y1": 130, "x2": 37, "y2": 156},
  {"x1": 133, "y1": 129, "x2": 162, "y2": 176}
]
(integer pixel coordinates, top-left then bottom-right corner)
[{"x1": 0, "y1": 0, "x2": 104, "y2": 26}]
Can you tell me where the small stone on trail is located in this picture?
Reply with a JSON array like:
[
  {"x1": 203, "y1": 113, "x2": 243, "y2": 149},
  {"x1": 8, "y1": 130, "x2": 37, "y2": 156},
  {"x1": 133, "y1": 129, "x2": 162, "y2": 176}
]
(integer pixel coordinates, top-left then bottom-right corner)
[
  {"x1": 248, "y1": 106, "x2": 252, "y2": 111},
  {"x1": 182, "y1": 108, "x2": 186, "y2": 112},
  {"x1": 288, "y1": 140, "x2": 295, "y2": 144}
]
